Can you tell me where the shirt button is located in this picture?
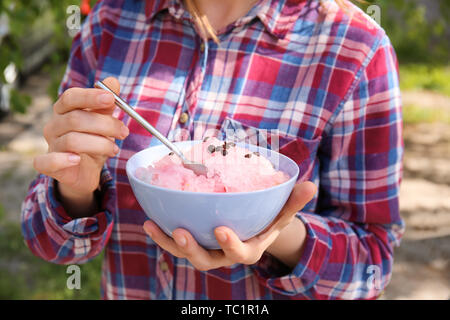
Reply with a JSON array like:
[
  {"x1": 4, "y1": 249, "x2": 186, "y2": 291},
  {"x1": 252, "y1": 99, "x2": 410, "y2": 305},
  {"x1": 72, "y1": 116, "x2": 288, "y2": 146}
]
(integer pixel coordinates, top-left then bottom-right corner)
[
  {"x1": 179, "y1": 112, "x2": 189, "y2": 124},
  {"x1": 159, "y1": 261, "x2": 169, "y2": 272},
  {"x1": 200, "y1": 42, "x2": 205, "y2": 52}
]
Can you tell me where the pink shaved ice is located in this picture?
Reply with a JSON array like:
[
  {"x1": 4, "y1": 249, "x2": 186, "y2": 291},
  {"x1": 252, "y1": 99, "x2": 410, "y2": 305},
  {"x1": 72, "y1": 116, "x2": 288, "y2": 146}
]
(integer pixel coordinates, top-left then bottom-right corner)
[{"x1": 135, "y1": 137, "x2": 289, "y2": 193}]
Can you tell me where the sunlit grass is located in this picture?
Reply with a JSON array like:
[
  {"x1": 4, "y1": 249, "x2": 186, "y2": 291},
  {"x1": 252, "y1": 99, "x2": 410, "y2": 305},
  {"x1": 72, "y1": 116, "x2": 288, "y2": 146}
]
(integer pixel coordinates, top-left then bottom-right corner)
[
  {"x1": 402, "y1": 104, "x2": 450, "y2": 125},
  {"x1": 399, "y1": 64, "x2": 449, "y2": 125},
  {"x1": 0, "y1": 210, "x2": 102, "y2": 300},
  {"x1": 400, "y1": 64, "x2": 450, "y2": 96}
]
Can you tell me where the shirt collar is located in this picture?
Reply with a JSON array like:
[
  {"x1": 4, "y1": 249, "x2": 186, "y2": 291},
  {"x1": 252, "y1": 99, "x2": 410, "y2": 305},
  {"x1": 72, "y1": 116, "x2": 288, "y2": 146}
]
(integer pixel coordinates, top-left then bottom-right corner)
[
  {"x1": 145, "y1": 0, "x2": 308, "y2": 39},
  {"x1": 255, "y1": 0, "x2": 309, "y2": 39},
  {"x1": 145, "y1": 0, "x2": 185, "y2": 21}
]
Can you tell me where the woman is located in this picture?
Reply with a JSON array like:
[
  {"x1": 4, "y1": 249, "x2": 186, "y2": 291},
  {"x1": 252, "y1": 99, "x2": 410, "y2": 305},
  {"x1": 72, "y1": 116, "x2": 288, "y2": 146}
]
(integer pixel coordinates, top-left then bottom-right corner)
[{"x1": 21, "y1": 0, "x2": 404, "y2": 299}]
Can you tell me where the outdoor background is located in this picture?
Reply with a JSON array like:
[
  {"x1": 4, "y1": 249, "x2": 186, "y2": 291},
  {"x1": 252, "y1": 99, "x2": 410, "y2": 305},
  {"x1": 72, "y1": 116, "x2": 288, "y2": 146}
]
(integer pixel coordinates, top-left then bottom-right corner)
[{"x1": 0, "y1": 0, "x2": 449, "y2": 299}]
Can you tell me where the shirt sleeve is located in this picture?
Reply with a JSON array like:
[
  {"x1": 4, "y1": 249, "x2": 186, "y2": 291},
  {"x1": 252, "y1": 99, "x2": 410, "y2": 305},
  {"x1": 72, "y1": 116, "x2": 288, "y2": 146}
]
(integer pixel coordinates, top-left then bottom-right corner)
[
  {"x1": 20, "y1": 3, "x2": 114, "y2": 265},
  {"x1": 252, "y1": 34, "x2": 405, "y2": 299},
  {"x1": 21, "y1": 168, "x2": 115, "y2": 264}
]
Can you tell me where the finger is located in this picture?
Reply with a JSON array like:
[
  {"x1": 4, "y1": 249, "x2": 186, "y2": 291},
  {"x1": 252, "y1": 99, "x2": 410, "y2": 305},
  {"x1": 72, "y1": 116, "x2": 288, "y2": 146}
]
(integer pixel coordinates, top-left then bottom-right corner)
[
  {"x1": 47, "y1": 110, "x2": 129, "y2": 140},
  {"x1": 33, "y1": 152, "x2": 81, "y2": 176},
  {"x1": 54, "y1": 87, "x2": 116, "y2": 114},
  {"x1": 251, "y1": 182, "x2": 317, "y2": 244},
  {"x1": 101, "y1": 77, "x2": 120, "y2": 94},
  {"x1": 52, "y1": 131, "x2": 119, "y2": 157},
  {"x1": 54, "y1": 77, "x2": 120, "y2": 114},
  {"x1": 143, "y1": 221, "x2": 186, "y2": 258},
  {"x1": 90, "y1": 77, "x2": 122, "y2": 115},
  {"x1": 280, "y1": 181, "x2": 317, "y2": 218},
  {"x1": 247, "y1": 226, "x2": 282, "y2": 250},
  {"x1": 172, "y1": 228, "x2": 231, "y2": 271},
  {"x1": 215, "y1": 227, "x2": 258, "y2": 265}
]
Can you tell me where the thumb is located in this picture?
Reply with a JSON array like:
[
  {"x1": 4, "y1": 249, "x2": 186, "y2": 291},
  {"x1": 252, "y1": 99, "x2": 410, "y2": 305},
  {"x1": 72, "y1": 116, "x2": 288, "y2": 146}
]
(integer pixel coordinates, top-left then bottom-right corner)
[
  {"x1": 94, "y1": 77, "x2": 121, "y2": 115},
  {"x1": 102, "y1": 76, "x2": 120, "y2": 95},
  {"x1": 258, "y1": 181, "x2": 317, "y2": 238},
  {"x1": 281, "y1": 181, "x2": 317, "y2": 217},
  {"x1": 33, "y1": 152, "x2": 81, "y2": 176}
]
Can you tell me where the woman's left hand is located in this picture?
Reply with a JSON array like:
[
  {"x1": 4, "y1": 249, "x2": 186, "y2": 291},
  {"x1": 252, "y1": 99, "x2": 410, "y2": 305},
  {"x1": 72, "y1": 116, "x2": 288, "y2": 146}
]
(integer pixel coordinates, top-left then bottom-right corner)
[{"x1": 142, "y1": 181, "x2": 317, "y2": 271}]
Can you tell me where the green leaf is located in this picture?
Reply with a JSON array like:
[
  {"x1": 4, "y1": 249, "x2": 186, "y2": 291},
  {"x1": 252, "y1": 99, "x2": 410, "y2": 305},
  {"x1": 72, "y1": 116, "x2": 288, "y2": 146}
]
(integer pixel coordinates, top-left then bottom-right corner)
[
  {"x1": 10, "y1": 89, "x2": 32, "y2": 114},
  {"x1": 0, "y1": 203, "x2": 5, "y2": 223}
]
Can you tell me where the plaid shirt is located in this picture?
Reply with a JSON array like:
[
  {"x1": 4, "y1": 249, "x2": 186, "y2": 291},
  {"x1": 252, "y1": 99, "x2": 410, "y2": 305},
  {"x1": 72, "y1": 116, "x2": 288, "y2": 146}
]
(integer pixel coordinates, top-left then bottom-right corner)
[{"x1": 21, "y1": 0, "x2": 404, "y2": 299}]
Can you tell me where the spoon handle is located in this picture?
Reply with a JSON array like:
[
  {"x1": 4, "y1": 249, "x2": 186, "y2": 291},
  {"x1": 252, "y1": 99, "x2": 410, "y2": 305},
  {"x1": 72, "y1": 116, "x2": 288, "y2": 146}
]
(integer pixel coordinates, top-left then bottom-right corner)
[{"x1": 94, "y1": 80, "x2": 187, "y2": 161}]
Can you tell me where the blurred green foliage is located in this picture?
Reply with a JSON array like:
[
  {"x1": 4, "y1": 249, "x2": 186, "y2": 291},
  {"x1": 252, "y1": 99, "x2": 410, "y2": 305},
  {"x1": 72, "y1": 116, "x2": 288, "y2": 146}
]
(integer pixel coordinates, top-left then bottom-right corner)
[
  {"x1": 403, "y1": 104, "x2": 450, "y2": 125},
  {"x1": 0, "y1": 0, "x2": 81, "y2": 113},
  {"x1": 9, "y1": 88, "x2": 32, "y2": 113},
  {"x1": 360, "y1": 0, "x2": 449, "y2": 65},
  {"x1": 399, "y1": 65, "x2": 450, "y2": 96}
]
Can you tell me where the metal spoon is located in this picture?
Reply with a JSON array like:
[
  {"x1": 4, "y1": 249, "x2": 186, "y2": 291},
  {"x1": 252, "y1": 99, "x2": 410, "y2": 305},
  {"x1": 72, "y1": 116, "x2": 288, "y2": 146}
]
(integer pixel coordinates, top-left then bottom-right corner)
[{"x1": 94, "y1": 80, "x2": 208, "y2": 177}]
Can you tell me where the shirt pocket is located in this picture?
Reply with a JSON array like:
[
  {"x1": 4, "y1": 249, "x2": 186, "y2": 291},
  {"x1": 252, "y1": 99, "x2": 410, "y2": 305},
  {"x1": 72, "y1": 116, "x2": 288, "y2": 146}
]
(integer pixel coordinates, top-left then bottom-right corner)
[{"x1": 218, "y1": 117, "x2": 321, "y2": 181}]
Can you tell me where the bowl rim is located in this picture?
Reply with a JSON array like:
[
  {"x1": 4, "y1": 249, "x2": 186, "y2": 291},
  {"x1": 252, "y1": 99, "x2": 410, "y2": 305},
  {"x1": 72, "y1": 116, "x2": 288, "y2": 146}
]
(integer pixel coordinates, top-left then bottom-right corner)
[{"x1": 126, "y1": 140, "x2": 300, "y2": 196}]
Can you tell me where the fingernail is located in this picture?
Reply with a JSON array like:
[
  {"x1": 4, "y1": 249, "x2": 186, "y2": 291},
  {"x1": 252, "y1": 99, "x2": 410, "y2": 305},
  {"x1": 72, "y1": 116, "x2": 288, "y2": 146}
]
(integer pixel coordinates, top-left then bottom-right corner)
[
  {"x1": 143, "y1": 223, "x2": 153, "y2": 238},
  {"x1": 216, "y1": 230, "x2": 227, "y2": 243},
  {"x1": 113, "y1": 144, "x2": 120, "y2": 154},
  {"x1": 68, "y1": 154, "x2": 81, "y2": 163},
  {"x1": 98, "y1": 93, "x2": 114, "y2": 105},
  {"x1": 121, "y1": 126, "x2": 129, "y2": 138},
  {"x1": 175, "y1": 235, "x2": 187, "y2": 247}
]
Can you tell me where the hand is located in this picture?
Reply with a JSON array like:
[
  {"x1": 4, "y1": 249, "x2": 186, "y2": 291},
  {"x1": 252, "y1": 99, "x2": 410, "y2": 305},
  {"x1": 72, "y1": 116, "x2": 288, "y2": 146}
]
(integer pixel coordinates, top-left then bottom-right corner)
[
  {"x1": 143, "y1": 182, "x2": 317, "y2": 271},
  {"x1": 33, "y1": 77, "x2": 129, "y2": 213}
]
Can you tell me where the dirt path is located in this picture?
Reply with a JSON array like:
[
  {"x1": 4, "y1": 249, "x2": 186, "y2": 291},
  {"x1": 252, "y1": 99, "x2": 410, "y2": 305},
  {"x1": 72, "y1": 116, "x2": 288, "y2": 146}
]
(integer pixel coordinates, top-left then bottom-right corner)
[
  {"x1": 0, "y1": 74, "x2": 52, "y2": 224},
  {"x1": 0, "y1": 73, "x2": 449, "y2": 300},
  {"x1": 384, "y1": 115, "x2": 450, "y2": 299}
]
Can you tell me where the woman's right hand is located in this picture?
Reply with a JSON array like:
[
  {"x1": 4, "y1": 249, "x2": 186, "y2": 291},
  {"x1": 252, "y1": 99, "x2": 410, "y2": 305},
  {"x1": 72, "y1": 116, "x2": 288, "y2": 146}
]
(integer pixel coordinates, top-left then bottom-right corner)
[{"x1": 33, "y1": 77, "x2": 129, "y2": 212}]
